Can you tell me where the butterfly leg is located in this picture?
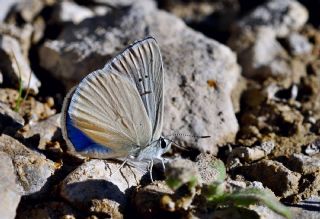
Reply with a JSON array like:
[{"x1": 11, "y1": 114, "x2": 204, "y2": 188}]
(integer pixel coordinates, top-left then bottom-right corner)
[
  {"x1": 110, "y1": 157, "x2": 128, "y2": 178},
  {"x1": 149, "y1": 159, "x2": 154, "y2": 182},
  {"x1": 161, "y1": 158, "x2": 166, "y2": 172}
]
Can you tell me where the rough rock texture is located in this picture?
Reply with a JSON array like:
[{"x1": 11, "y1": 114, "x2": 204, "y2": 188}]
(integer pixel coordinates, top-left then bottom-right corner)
[
  {"x1": 16, "y1": 201, "x2": 78, "y2": 219},
  {"x1": 10, "y1": 0, "x2": 54, "y2": 23},
  {"x1": 0, "y1": 0, "x2": 18, "y2": 21},
  {"x1": 291, "y1": 196, "x2": 320, "y2": 219},
  {"x1": 52, "y1": 1, "x2": 95, "y2": 24},
  {"x1": 0, "y1": 134, "x2": 56, "y2": 195},
  {"x1": 228, "y1": 141, "x2": 275, "y2": 166},
  {"x1": 158, "y1": 0, "x2": 239, "y2": 42},
  {"x1": 132, "y1": 181, "x2": 173, "y2": 217},
  {"x1": 239, "y1": 159, "x2": 301, "y2": 198},
  {"x1": 20, "y1": 113, "x2": 61, "y2": 150},
  {"x1": 286, "y1": 32, "x2": 312, "y2": 56},
  {"x1": 0, "y1": 89, "x2": 56, "y2": 125},
  {"x1": 166, "y1": 158, "x2": 201, "y2": 187},
  {"x1": 287, "y1": 153, "x2": 320, "y2": 174},
  {"x1": 0, "y1": 102, "x2": 24, "y2": 134},
  {"x1": 0, "y1": 151, "x2": 22, "y2": 219},
  {"x1": 60, "y1": 159, "x2": 144, "y2": 218},
  {"x1": 195, "y1": 153, "x2": 226, "y2": 184},
  {"x1": 235, "y1": 0, "x2": 308, "y2": 37},
  {"x1": 0, "y1": 34, "x2": 41, "y2": 94},
  {"x1": 304, "y1": 138, "x2": 320, "y2": 155},
  {"x1": 39, "y1": 0, "x2": 240, "y2": 153},
  {"x1": 230, "y1": 27, "x2": 295, "y2": 80},
  {"x1": 229, "y1": 0, "x2": 308, "y2": 81}
]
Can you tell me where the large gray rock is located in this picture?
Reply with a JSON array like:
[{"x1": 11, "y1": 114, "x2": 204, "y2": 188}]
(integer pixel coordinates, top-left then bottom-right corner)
[
  {"x1": 60, "y1": 159, "x2": 144, "y2": 218},
  {"x1": 0, "y1": 134, "x2": 56, "y2": 195},
  {"x1": 0, "y1": 152, "x2": 23, "y2": 219},
  {"x1": 40, "y1": 0, "x2": 240, "y2": 153}
]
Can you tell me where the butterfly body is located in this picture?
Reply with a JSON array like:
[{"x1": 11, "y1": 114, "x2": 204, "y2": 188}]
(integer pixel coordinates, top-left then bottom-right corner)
[{"x1": 61, "y1": 37, "x2": 171, "y2": 172}]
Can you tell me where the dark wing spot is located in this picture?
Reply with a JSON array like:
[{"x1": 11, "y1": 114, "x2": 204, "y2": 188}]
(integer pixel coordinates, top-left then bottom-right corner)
[{"x1": 140, "y1": 91, "x2": 152, "y2": 96}]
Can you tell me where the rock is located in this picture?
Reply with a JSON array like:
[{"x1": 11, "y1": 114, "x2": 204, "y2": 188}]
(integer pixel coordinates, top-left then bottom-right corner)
[
  {"x1": 304, "y1": 138, "x2": 320, "y2": 155},
  {"x1": 290, "y1": 196, "x2": 320, "y2": 219},
  {"x1": 287, "y1": 153, "x2": 320, "y2": 174},
  {"x1": 0, "y1": 152, "x2": 23, "y2": 219},
  {"x1": 0, "y1": 0, "x2": 18, "y2": 21},
  {"x1": 31, "y1": 17, "x2": 46, "y2": 44},
  {"x1": 16, "y1": 201, "x2": 78, "y2": 219},
  {"x1": 60, "y1": 159, "x2": 144, "y2": 218},
  {"x1": 19, "y1": 96, "x2": 56, "y2": 125},
  {"x1": 195, "y1": 153, "x2": 226, "y2": 184},
  {"x1": 12, "y1": 0, "x2": 55, "y2": 22},
  {"x1": 0, "y1": 34, "x2": 41, "y2": 94},
  {"x1": 0, "y1": 102, "x2": 24, "y2": 134},
  {"x1": 208, "y1": 207, "x2": 261, "y2": 219},
  {"x1": 248, "y1": 205, "x2": 285, "y2": 219},
  {"x1": 132, "y1": 181, "x2": 173, "y2": 217},
  {"x1": 0, "y1": 89, "x2": 56, "y2": 124},
  {"x1": 0, "y1": 23, "x2": 33, "y2": 58},
  {"x1": 166, "y1": 158, "x2": 201, "y2": 189},
  {"x1": 86, "y1": 0, "x2": 135, "y2": 7},
  {"x1": 158, "y1": 0, "x2": 240, "y2": 42},
  {"x1": 229, "y1": 27, "x2": 303, "y2": 81},
  {"x1": 229, "y1": 0, "x2": 309, "y2": 81},
  {"x1": 295, "y1": 171, "x2": 320, "y2": 202},
  {"x1": 39, "y1": 0, "x2": 240, "y2": 153},
  {"x1": 52, "y1": 1, "x2": 95, "y2": 24},
  {"x1": 227, "y1": 141, "x2": 275, "y2": 165},
  {"x1": 0, "y1": 134, "x2": 56, "y2": 195},
  {"x1": 20, "y1": 113, "x2": 61, "y2": 150},
  {"x1": 239, "y1": 160, "x2": 301, "y2": 198},
  {"x1": 286, "y1": 32, "x2": 312, "y2": 56},
  {"x1": 235, "y1": 0, "x2": 308, "y2": 37}
]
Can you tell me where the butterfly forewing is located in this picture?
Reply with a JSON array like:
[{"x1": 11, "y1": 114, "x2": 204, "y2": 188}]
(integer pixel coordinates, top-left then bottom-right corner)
[
  {"x1": 105, "y1": 37, "x2": 164, "y2": 141},
  {"x1": 62, "y1": 37, "x2": 164, "y2": 159}
]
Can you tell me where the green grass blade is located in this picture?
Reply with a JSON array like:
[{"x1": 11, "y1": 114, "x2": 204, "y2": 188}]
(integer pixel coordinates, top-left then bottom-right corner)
[{"x1": 224, "y1": 188, "x2": 292, "y2": 219}]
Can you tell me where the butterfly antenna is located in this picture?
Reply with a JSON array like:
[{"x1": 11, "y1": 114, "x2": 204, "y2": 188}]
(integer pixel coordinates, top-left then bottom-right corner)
[
  {"x1": 163, "y1": 137, "x2": 189, "y2": 151},
  {"x1": 164, "y1": 133, "x2": 210, "y2": 150},
  {"x1": 166, "y1": 133, "x2": 211, "y2": 139}
]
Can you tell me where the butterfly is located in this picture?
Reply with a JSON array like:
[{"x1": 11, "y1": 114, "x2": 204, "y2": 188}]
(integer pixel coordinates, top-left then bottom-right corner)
[{"x1": 61, "y1": 37, "x2": 172, "y2": 180}]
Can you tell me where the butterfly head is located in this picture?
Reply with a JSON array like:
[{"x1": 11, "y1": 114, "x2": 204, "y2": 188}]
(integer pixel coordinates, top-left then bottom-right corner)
[{"x1": 135, "y1": 137, "x2": 172, "y2": 161}]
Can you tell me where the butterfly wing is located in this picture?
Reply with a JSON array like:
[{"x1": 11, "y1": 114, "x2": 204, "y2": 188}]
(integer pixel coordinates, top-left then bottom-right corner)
[
  {"x1": 61, "y1": 71, "x2": 153, "y2": 159},
  {"x1": 105, "y1": 37, "x2": 164, "y2": 141}
]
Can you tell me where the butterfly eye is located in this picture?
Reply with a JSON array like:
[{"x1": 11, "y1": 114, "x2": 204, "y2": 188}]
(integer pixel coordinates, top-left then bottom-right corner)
[{"x1": 160, "y1": 138, "x2": 167, "y2": 149}]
